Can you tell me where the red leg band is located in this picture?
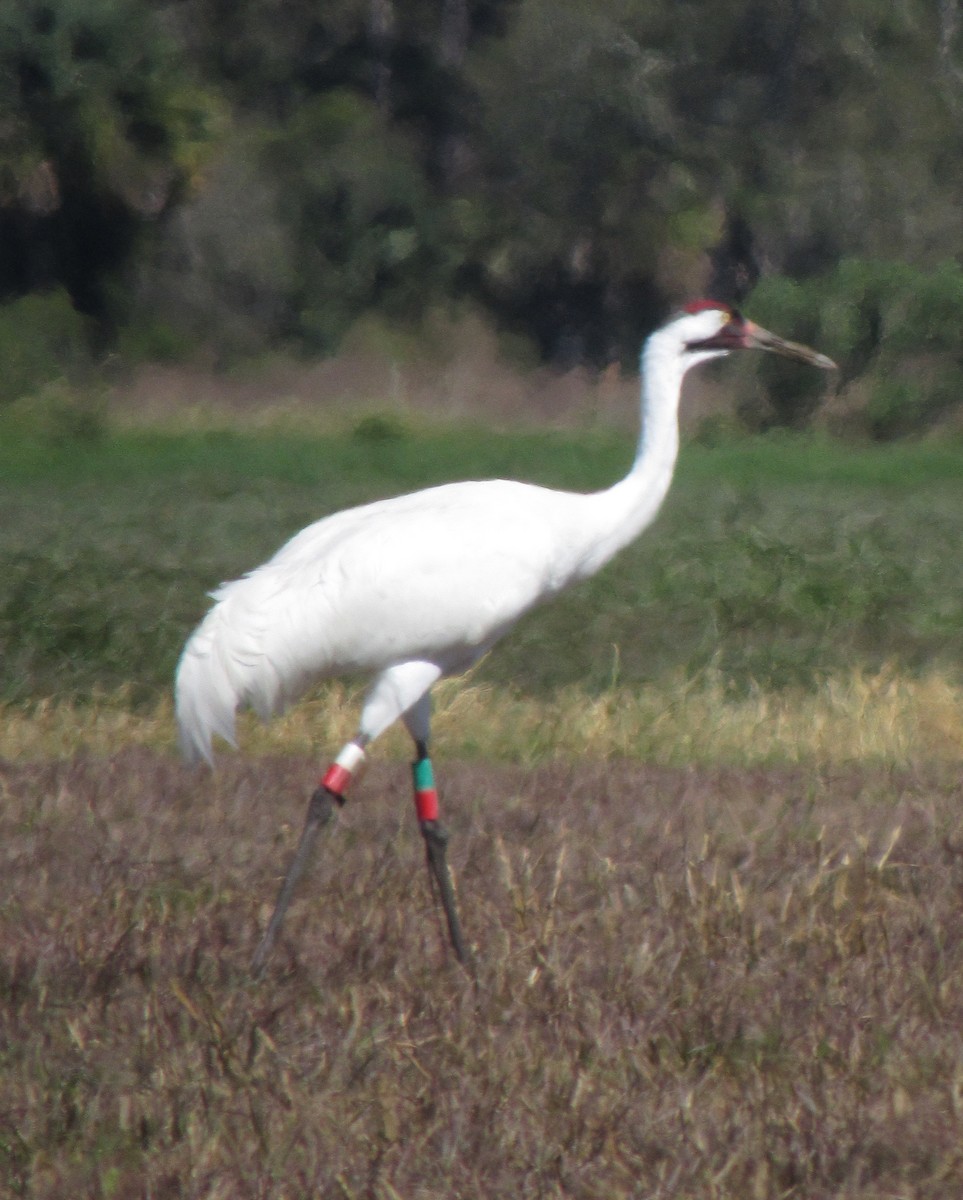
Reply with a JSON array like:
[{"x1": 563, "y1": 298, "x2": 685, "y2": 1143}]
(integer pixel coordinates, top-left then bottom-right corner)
[
  {"x1": 320, "y1": 762, "x2": 351, "y2": 798},
  {"x1": 415, "y1": 788, "x2": 439, "y2": 822}
]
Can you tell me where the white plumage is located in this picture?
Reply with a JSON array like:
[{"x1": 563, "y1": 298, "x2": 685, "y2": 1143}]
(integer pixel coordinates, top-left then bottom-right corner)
[{"x1": 176, "y1": 303, "x2": 833, "y2": 766}]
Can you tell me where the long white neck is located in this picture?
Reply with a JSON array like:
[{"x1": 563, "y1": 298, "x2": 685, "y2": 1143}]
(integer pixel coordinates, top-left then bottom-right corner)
[{"x1": 567, "y1": 327, "x2": 694, "y2": 579}]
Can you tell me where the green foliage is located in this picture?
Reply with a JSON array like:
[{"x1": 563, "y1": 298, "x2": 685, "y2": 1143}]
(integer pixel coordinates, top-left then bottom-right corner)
[
  {"x1": 469, "y1": 0, "x2": 720, "y2": 356},
  {"x1": 1, "y1": 380, "x2": 107, "y2": 443},
  {"x1": 0, "y1": 289, "x2": 92, "y2": 403},
  {"x1": 113, "y1": 317, "x2": 199, "y2": 365},
  {"x1": 890, "y1": 260, "x2": 963, "y2": 353},
  {"x1": 0, "y1": 0, "x2": 218, "y2": 201},
  {"x1": 0, "y1": 0, "x2": 220, "y2": 321},
  {"x1": 266, "y1": 91, "x2": 450, "y2": 351},
  {"x1": 351, "y1": 412, "x2": 408, "y2": 443},
  {"x1": 142, "y1": 0, "x2": 962, "y2": 366}
]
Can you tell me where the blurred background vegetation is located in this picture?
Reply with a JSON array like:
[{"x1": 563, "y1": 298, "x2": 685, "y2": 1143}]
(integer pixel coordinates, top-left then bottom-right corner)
[{"x1": 0, "y1": 0, "x2": 961, "y2": 436}]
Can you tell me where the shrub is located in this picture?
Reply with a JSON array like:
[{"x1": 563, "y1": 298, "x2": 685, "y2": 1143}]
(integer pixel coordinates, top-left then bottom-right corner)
[
  {"x1": 0, "y1": 290, "x2": 93, "y2": 405},
  {"x1": 747, "y1": 261, "x2": 963, "y2": 437},
  {"x1": 889, "y1": 261, "x2": 963, "y2": 355}
]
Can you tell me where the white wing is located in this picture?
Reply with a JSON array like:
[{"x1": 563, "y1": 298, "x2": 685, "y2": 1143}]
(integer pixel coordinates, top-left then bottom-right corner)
[{"x1": 175, "y1": 478, "x2": 584, "y2": 762}]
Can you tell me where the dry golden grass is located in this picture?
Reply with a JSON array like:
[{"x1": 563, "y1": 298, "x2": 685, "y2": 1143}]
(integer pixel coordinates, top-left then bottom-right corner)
[
  {"x1": 2, "y1": 668, "x2": 961, "y2": 768},
  {"x1": 2, "y1": 748, "x2": 963, "y2": 1196}
]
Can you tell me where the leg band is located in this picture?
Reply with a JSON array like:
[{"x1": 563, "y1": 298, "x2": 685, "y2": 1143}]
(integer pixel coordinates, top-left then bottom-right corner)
[
  {"x1": 320, "y1": 741, "x2": 366, "y2": 801},
  {"x1": 412, "y1": 756, "x2": 439, "y2": 822}
]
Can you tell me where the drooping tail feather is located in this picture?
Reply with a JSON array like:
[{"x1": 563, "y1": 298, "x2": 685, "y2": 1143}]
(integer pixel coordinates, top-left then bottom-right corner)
[
  {"x1": 175, "y1": 613, "x2": 240, "y2": 766},
  {"x1": 174, "y1": 572, "x2": 300, "y2": 765}
]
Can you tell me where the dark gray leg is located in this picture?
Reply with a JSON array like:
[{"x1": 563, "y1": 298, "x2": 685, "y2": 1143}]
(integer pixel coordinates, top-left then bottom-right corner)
[
  {"x1": 251, "y1": 786, "x2": 340, "y2": 977},
  {"x1": 420, "y1": 818, "x2": 469, "y2": 964},
  {"x1": 413, "y1": 741, "x2": 469, "y2": 964}
]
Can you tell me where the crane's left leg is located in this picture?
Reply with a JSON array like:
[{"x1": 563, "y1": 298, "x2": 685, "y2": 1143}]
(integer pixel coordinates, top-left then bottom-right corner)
[
  {"x1": 250, "y1": 737, "x2": 367, "y2": 977},
  {"x1": 404, "y1": 695, "x2": 469, "y2": 964}
]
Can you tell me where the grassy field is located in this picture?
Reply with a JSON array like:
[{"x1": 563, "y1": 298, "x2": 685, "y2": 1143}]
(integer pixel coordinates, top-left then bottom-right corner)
[
  {"x1": 2, "y1": 416, "x2": 962, "y2": 713},
  {"x1": 2, "y1": 409, "x2": 963, "y2": 1195}
]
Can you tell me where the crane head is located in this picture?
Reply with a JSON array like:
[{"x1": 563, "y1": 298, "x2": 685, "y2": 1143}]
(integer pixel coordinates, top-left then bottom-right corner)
[{"x1": 680, "y1": 300, "x2": 836, "y2": 369}]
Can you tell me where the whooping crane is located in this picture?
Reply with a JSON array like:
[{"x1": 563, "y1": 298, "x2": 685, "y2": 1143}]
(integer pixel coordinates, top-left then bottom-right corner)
[{"x1": 175, "y1": 301, "x2": 835, "y2": 973}]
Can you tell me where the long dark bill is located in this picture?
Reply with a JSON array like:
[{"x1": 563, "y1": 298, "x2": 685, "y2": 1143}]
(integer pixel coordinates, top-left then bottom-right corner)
[
  {"x1": 745, "y1": 323, "x2": 837, "y2": 370},
  {"x1": 689, "y1": 316, "x2": 836, "y2": 370}
]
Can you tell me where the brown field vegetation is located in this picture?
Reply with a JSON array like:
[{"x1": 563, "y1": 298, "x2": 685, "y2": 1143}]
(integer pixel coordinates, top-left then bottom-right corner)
[{"x1": 3, "y1": 747, "x2": 963, "y2": 1197}]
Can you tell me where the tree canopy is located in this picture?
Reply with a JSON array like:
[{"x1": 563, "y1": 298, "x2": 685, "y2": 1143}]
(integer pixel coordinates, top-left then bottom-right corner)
[{"x1": 0, "y1": 0, "x2": 961, "y2": 371}]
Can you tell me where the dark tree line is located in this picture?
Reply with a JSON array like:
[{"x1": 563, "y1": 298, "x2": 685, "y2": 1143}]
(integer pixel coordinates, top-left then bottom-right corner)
[{"x1": 0, "y1": 0, "x2": 961, "y2": 369}]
